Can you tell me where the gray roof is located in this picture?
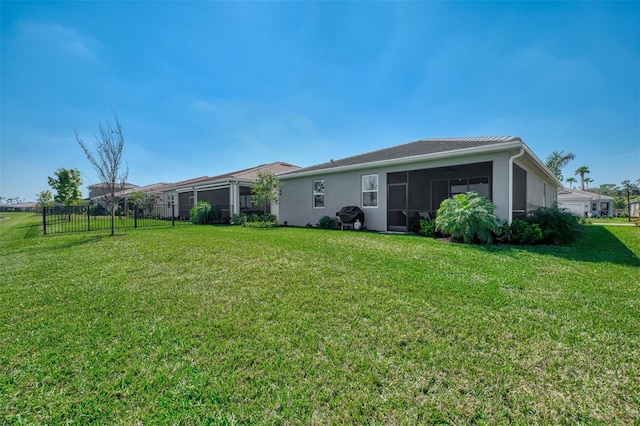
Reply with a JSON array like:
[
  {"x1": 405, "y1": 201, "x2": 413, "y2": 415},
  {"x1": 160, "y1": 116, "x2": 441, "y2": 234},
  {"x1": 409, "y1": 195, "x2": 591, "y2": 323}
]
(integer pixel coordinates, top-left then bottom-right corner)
[
  {"x1": 558, "y1": 187, "x2": 614, "y2": 201},
  {"x1": 285, "y1": 136, "x2": 523, "y2": 174},
  {"x1": 161, "y1": 162, "x2": 300, "y2": 192}
]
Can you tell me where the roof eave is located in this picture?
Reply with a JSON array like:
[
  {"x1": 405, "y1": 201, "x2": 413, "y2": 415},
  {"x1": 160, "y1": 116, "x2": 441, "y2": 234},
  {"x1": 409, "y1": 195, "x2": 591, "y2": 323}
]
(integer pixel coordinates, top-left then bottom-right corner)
[
  {"x1": 280, "y1": 141, "x2": 525, "y2": 179},
  {"x1": 521, "y1": 144, "x2": 563, "y2": 188},
  {"x1": 163, "y1": 177, "x2": 255, "y2": 192}
]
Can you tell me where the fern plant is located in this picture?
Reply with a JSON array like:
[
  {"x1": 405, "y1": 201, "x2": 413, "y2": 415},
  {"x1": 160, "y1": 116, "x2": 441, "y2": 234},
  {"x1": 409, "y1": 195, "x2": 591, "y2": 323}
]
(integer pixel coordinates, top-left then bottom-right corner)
[{"x1": 435, "y1": 192, "x2": 500, "y2": 244}]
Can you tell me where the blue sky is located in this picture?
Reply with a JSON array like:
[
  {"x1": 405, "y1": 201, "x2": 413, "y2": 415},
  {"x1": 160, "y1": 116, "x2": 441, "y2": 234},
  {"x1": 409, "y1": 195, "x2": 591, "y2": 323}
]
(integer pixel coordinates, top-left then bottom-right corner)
[{"x1": 1, "y1": 1, "x2": 639, "y2": 201}]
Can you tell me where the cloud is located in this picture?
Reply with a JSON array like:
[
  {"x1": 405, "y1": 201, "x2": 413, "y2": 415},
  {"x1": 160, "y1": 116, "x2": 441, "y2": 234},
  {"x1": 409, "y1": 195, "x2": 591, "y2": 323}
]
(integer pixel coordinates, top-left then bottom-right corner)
[{"x1": 14, "y1": 20, "x2": 102, "y2": 62}]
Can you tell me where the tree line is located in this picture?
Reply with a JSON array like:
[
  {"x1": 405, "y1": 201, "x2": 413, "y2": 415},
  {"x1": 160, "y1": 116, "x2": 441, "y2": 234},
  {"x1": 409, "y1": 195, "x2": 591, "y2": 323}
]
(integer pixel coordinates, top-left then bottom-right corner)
[{"x1": 545, "y1": 150, "x2": 639, "y2": 212}]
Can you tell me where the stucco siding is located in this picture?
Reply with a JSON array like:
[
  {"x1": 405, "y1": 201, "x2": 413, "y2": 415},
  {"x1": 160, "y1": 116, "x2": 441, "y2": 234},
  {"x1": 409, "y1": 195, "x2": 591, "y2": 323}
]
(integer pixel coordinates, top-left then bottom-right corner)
[
  {"x1": 281, "y1": 152, "x2": 515, "y2": 230},
  {"x1": 280, "y1": 170, "x2": 388, "y2": 230},
  {"x1": 513, "y1": 158, "x2": 558, "y2": 212},
  {"x1": 491, "y1": 153, "x2": 511, "y2": 220}
]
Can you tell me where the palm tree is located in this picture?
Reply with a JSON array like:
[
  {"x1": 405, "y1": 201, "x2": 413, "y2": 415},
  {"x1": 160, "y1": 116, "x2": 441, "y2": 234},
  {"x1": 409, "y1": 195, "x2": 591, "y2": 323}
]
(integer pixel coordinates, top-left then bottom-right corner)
[
  {"x1": 575, "y1": 166, "x2": 590, "y2": 190},
  {"x1": 565, "y1": 177, "x2": 577, "y2": 189},
  {"x1": 584, "y1": 177, "x2": 594, "y2": 190},
  {"x1": 545, "y1": 151, "x2": 576, "y2": 181}
]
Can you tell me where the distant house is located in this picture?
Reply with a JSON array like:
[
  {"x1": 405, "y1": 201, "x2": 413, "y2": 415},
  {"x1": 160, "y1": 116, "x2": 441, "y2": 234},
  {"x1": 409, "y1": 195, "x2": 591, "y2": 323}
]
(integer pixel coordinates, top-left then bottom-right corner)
[
  {"x1": 557, "y1": 188, "x2": 614, "y2": 218},
  {"x1": 161, "y1": 162, "x2": 300, "y2": 220},
  {"x1": 0, "y1": 202, "x2": 37, "y2": 212},
  {"x1": 88, "y1": 182, "x2": 139, "y2": 200},
  {"x1": 630, "y1": 198, "x2": 639, "y2": 218},
  {"x1": 279, "y1": 136, "x2": 560, "y2": 232}
]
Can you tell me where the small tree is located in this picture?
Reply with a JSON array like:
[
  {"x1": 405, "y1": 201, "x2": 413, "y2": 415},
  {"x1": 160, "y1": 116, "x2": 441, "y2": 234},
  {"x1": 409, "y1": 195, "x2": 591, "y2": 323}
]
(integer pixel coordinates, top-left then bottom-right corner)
[
  {"x1": 565, "y1": 177, "x2": 577, "y2": 189},
  {"x1": 251, "y1": 171, "x2": 283, "y2": 219},
  {"x1": 76, "y1": 110, "x2": 128, "y2": 236},
  {"x1": 128, "y1": 191, "x2": 160, "y2": 217},
  {"x1": 48, "y1": 168, "x2": 82, "y2": 220},
  {"x1": 435, "y1": 192, "x2": 500, "y2": 244},
  {"x1": 36, "y1": 190, "x2": 54, "y2": 213}
]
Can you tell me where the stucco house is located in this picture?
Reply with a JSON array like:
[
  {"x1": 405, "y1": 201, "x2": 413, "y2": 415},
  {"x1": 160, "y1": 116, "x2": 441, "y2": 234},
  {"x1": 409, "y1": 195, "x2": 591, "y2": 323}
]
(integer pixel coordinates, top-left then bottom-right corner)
[
  {"x1": 557, "y1": 187, "x2": 613, "y2": 218},
  {"x1": 628, "y1": 197, "x2": 639, "y2": 218},
  {"x1": 279, "y1": 136, "x2": 560, "y2": 232},
  {"x1": 88, "y1": 182, "x2": 139, "y2": 200},
  {"x1": 161, "y1": 162, "x2": 299, "y2": 220}
]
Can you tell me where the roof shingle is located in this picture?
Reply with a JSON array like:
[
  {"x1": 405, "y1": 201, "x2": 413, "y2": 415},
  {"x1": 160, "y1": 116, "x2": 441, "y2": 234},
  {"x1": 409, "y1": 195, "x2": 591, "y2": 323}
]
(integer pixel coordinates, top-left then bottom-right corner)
[{"x1": 285, "y1": 136, "x2": 522, "y2": 175}]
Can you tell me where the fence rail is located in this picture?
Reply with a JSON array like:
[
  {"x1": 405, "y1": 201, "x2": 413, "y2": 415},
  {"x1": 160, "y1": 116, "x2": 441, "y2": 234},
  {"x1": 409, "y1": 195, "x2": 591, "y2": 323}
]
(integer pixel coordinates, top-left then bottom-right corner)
[{"x1": 42, "y1": 204, "x2": 192, "y2": 235}]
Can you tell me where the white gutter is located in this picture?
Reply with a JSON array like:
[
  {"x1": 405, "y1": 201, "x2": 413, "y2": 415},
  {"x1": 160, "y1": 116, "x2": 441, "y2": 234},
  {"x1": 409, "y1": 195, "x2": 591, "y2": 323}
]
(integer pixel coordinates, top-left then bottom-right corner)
[{"x1": 508, "y1": 148, "x2": 525, "y2": 224}]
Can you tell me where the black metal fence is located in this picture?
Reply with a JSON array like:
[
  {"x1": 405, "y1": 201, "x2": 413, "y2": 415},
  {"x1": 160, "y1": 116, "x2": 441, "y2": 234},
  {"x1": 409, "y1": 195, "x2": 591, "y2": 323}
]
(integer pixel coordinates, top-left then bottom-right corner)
[{"x1": 42, "y1": 204, "x2": 191, "y2": 235}]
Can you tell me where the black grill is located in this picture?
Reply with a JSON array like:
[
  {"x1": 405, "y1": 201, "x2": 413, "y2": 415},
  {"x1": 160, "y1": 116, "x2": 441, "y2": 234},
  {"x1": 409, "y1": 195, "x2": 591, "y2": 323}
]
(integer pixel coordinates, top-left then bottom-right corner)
[{"x1": 335, "y1": 206, "x2": 364, "y2": 229}]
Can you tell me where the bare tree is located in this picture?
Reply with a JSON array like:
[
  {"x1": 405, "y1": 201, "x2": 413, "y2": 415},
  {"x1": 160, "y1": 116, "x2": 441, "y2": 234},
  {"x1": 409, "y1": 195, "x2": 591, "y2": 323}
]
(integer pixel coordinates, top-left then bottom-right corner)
[{"x1": 76, "y1": 109, "x2": 129, "y2": 236}]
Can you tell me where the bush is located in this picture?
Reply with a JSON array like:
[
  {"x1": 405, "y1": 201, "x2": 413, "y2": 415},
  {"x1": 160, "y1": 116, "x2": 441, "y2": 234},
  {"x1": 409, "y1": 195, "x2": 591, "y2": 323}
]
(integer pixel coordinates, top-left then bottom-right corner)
[
  {"x1": 525, "y1": 205, "x2": 582, "y2": 245},
  {"x1": 189, "y1": 201, "x2": 219, "y2": 225},
  {"x1": 318, "y1": 215, "x2": 338, "y2": 229},
  {"x1": 230, "y1": 213, "x2": 277, "y2": 227},
  {"x1": 435, "y1": 192, "x2": 500, "y2": 244},
  {"x1": 419, "y1": 218, "x2": 437, "y2": 237},
  {"x1": 498, "y1": 218, "x2": 542, "y2": 245},
  {"x1": 231, "y1": 213, "x2": 246, "y2": 225}
]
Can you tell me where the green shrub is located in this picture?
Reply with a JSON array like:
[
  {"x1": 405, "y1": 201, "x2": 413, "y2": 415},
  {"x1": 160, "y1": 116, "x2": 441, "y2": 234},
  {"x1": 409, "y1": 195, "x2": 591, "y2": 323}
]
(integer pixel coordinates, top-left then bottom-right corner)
[
  {"x1": 231, "y1": 213, "x2": 246, "y2": 225},
  {"x1": 189, "y1": 201, "x2": 219, "y2": 225},
  {"x1": 525, "y1": 205, "x2": 582, "y2": 245},
  {"x1": 498, "y1": 218, "x2": 543, "y2": 245},
  {"x1": 419, "y1": 218, "x2": 437, "y2": 237},
  {"x1": 318, "y1": 215, "x2": 338, "y2": 229},
  {"x1": 435, "y1": 192, "x2": 500, "y2": 244},
  {"x1": 231, "y1": 213, "x2": 277, "y2": 227}
]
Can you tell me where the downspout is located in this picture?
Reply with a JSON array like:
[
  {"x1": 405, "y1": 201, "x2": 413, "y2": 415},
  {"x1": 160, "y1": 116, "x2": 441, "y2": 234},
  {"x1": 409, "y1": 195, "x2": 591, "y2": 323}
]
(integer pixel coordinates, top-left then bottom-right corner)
[{"x1": 508, "y1": 148, "x2": 525, "y2": 224}]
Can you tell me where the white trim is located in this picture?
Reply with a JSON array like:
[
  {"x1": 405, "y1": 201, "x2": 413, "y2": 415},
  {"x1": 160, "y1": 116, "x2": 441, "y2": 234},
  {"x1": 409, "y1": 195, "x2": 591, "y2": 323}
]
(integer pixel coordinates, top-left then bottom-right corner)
[{"x1": 312, "y1": 179, "x2": 325, "y2": 209}]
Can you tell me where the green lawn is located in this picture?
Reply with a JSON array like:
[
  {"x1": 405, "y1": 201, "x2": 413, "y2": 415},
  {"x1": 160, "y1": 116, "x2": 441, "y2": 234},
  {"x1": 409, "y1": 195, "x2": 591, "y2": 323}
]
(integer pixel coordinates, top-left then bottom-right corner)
[{"x1": 1, "y1": 213, "x2": 639, "y2": 424}]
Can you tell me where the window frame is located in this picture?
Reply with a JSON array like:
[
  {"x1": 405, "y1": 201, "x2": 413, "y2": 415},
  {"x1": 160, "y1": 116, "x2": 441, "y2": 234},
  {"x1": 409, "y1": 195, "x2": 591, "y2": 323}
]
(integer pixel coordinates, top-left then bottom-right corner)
[
  {"x1": 313, "y1": 179, "x2": 325, "y2": 209},
  {"x1": 361, "y1": 174, "x2": 379, "y2": 208}
]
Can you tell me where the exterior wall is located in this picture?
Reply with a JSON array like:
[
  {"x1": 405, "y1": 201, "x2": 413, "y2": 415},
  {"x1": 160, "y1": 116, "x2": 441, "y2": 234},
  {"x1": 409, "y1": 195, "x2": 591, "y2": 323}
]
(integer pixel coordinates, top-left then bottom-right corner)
[
  {"x1": 491, "y1": 153, "x2": 510, "y2": 220},
  {"x1": 281, "y1": 170, "x2": 384, "y2": 228},
  {"x1": 280, "y1": 152, "x2": 517, "y2": 231},
  {"x1": 631, "y1": 199, "x2": 639, "y2": 217},
  {"x1": 561, "y1": 201, "x2": 589, "y2": 217},
  {"x1": 513, "y1": 158, "x2": 558, "y2": 213}
]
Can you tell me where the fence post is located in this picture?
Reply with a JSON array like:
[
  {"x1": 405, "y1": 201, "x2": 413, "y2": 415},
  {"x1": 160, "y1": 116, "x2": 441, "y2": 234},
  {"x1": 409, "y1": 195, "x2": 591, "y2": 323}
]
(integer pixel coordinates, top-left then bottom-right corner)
[
  {"x1": 134, "y1": 208, "x2": 138, "y2": 229},
  {"x1": 87, "y1": 207, "x2": 91, "y2": 232},
  {"x1": 43, "y1": 207, "x2": 47, "y2": 235}
]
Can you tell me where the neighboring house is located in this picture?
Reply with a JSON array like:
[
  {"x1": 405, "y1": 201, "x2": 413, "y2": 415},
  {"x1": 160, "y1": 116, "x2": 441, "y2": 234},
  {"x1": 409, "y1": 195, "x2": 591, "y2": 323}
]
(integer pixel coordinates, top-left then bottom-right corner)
[
  {"x1": 88, "y1": 182, "x2": 139, "y2": 200},
  {"x1": 0, "y1": 202, "x2": 36, "y2": 212},
  {"x1": 557, "y1": 187, "x2": 614, "y2": 218},
  {"x1": 161, "y1": 162, "x2": 300, "y2": 220},
  {"x1": 279, "y1": 136, "x2": 560, "y2": 232},
  {"x1": 119, "y1": 182, "x2": 172, "y2": 215},
  {"x1": 630, "y1": 198, "x2": 639, "y2": 218}
]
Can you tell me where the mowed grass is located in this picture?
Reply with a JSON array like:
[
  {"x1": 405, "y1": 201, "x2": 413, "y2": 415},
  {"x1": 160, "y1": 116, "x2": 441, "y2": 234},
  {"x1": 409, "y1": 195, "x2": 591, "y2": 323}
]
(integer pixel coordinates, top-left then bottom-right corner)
[{"x1": 1, "y1": 213, "x2": 639, "y2": 424}]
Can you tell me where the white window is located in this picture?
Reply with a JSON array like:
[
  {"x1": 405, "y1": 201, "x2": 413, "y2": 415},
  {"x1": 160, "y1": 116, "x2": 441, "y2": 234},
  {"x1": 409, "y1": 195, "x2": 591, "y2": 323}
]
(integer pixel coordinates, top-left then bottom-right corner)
[
  {"x1": 362, "y1": 174, "x2": 378, "y2": 207},
  {"x1": 313, "y1": 180, "x2": 325, "y2": 208}
]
